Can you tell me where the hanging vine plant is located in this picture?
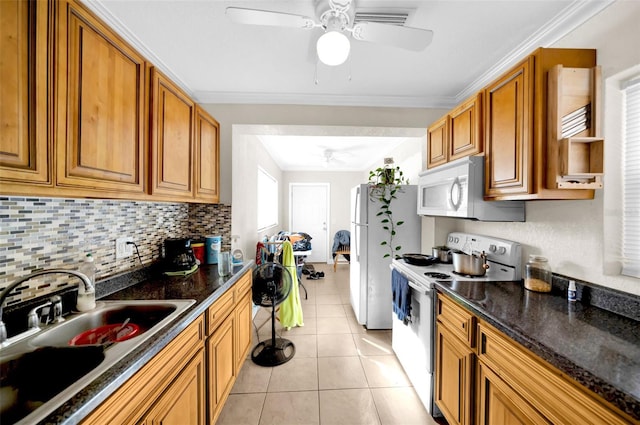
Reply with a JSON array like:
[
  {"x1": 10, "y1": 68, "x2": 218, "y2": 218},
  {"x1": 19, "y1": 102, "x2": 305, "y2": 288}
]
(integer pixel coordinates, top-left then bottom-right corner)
[{"x1": 368, "y1": 164, "x2": 409, "y2": 259}]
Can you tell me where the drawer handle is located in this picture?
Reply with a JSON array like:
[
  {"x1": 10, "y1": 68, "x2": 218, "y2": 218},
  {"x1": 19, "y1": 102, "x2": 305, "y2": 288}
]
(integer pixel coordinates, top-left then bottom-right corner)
[{"x1": 462, "y1": 323, "x2": 466, "y2": 329}]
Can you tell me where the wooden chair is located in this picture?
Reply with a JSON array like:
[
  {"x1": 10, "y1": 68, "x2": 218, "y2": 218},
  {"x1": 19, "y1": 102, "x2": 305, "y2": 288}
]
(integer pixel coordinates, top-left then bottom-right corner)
[{"x1": 333, "y1": 246, "x2": 350, "y2": 272}]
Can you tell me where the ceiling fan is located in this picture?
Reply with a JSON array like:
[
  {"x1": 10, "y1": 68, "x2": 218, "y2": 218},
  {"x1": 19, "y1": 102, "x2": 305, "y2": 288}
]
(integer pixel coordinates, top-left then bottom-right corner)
[{"x1": 226, "y1": 0, "x2": 434, "y2": 66}]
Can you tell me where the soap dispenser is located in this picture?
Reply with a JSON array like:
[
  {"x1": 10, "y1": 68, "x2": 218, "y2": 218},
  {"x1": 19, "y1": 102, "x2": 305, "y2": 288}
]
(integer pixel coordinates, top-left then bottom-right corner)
[{"x1": 77, "y1": 253, "x2": 96, "y2": 311}]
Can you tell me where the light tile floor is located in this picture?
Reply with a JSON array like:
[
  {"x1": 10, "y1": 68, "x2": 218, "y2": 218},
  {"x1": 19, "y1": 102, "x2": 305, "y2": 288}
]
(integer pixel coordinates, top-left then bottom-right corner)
[{"x1": 217, "y1": 263, "x2": 441, "y2": 425}]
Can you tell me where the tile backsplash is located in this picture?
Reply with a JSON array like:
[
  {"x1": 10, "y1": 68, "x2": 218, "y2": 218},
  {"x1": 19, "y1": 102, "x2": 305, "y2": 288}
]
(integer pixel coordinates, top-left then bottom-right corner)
[{"x1": 0, "y1": 196, "x2": 231, "y2": 307}]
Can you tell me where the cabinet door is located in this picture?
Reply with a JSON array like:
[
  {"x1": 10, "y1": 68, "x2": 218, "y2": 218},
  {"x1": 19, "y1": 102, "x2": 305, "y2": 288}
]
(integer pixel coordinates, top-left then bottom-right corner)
[
  {"x1": 208, "y1": 313, "x2": 236, "y2": 424},
  {"x1": 427, "y1": 115, "x2": 448, "y2": 169},
  {"x1": 450, "y1": 93, "x2": 482, "y2": 162},
  {"x1": 194, "y1": 106, "x2": 220, "y2": 203},
  {"x1": 234, "y1": 290, "x2": 253, "y2": 372},
  {"x1": 435, "y1": 323, "x2": 474, "y2": 425},
  {"x1": 150, "y1": 68, "x2": 194, "y2": 200},
  {"x1": 0, "y1": 0, "x2": 51, "y2": 186},
  {"x1": 141, "y1": 349, "x2": 206, "y2": 425},
  {"x1": 55, "y1": 0, "x2": 146, "y2": 193},
  {"x1": 477, "y1": 361, "x2": 550, "y2": 425},
  {"x1": 484, "y1": 57, "x2": 533, "y2": 198}
]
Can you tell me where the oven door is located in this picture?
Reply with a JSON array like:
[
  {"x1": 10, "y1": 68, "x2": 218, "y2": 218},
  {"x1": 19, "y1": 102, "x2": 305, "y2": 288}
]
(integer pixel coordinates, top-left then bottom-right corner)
[{"x1": 391, "y1": 280, "x2": 436, "y2": 415}]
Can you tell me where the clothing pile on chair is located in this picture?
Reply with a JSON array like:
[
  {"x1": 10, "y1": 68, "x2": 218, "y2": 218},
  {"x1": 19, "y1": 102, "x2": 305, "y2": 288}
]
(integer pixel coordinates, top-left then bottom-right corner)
[{"x1": 331, "y1": 230, "x2": 351, "y2": 261}]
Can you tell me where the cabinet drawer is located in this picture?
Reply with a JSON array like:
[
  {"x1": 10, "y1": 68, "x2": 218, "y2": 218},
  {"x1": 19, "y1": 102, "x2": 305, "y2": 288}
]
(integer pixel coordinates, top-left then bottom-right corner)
[
  {"x1": 207, "y1": 289, "x2": 235, "y2": 335},
  {"x1": 477, "y1": 321, "x2": 634, "y2": 425},
  {"x1": 233, "y1": 270, "x2": 252, "y2": 301},
  {"x1": 437, "y1": 294, "x2": 475, "y2": 347}
]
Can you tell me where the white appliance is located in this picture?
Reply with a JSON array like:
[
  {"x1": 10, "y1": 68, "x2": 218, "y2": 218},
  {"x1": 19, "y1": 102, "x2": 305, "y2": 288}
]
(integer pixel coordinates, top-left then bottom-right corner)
[
  {"x1": 390, "y1": 232, "x2": 522, "y2": 416},
  {"x1": 350, "y1": 184, "x2": 421, "y2": 329},
  {"x1": 417, "y1": 156, "x2": 525, "y2": 221}
]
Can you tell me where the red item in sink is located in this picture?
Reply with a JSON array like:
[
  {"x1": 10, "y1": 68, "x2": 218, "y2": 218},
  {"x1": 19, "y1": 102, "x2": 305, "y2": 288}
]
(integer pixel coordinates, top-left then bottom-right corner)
[{"x1": 69, "y1": 323, "x2": 140, "y2": 346}]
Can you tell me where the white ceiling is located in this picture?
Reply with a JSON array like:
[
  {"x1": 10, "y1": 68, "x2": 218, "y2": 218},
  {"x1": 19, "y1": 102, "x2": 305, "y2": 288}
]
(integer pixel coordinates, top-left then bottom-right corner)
[
  {"x1": 258, "y1": 134, "x2": 414, "y2": 171},
  {"x1": 85, "y1": 0, "x2": 613, "y2": 171}
]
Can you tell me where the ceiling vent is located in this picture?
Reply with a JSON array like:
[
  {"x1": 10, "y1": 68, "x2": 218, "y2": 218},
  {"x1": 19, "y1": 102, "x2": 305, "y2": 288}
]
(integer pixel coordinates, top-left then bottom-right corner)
[{"x1": 354, "y1": 10, "x2": 411, "y2": 26}]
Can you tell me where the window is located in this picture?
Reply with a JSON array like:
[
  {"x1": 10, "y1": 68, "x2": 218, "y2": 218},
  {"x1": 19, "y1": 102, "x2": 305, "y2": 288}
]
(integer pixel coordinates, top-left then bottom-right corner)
[
  {"x1": 622, "y1": 76, "x2": 640, "y2": 277},
  {"x1": 257, "y1": 167, "x2": 278, "y2": 231}
]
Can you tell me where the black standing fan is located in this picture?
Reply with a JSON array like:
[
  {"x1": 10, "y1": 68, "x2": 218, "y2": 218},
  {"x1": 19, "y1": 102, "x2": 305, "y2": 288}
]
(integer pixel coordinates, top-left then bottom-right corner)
[{"x1": 252, "y1": 262, "x2": 296, "y2": 366}]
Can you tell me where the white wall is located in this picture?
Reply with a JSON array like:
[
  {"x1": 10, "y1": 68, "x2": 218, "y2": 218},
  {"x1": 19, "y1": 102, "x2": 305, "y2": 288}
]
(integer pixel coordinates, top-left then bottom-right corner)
[
  {"x1": 444, "y1": 0, "x2": 640, "y2": 296},
  {"x1": 231, "y1": 132, "x2": 284, "y2": 260}
]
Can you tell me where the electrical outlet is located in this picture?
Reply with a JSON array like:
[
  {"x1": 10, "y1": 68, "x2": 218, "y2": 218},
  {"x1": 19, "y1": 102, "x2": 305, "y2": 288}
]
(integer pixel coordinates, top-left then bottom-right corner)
[{"x1": 116, "y1": 237, "x2": 134, "y2": 259}]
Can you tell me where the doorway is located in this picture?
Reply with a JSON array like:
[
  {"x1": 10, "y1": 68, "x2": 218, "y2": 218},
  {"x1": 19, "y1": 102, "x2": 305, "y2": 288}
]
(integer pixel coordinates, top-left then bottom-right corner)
[{"x1": 290, "y1": 183, "x2": 330, "y2": 263}]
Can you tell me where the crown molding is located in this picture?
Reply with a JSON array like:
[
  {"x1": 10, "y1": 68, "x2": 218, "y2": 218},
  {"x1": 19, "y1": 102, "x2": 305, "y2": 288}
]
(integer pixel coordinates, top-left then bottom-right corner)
[
  {"x1": 455, "y1": 0, "x2": 615, "y2": 102},
  {"x1": 192, "y1": 91, "x2": 456, "y2": 109}
]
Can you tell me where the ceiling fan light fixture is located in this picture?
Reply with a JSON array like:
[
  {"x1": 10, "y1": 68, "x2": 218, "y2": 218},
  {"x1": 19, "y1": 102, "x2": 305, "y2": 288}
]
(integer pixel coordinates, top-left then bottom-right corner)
[{"x1": 316, "y1": 30, "x2": 350, "y2": 66}]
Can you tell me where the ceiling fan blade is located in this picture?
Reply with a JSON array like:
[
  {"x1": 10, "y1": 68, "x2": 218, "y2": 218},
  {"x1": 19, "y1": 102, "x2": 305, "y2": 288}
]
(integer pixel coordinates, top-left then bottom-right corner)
[
  {"x1": 226, "y1": 7, "x2": 316, "y2": 29},
  {"x1": 351, "y1": 21, "x2": 434, "y2": 52}
]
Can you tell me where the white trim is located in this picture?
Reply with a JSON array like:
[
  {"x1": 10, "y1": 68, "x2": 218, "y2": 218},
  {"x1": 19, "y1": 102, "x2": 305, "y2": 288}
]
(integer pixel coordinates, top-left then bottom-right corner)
[{"x1": 192, "y1": 91, "x2": 457, "y2": 109}]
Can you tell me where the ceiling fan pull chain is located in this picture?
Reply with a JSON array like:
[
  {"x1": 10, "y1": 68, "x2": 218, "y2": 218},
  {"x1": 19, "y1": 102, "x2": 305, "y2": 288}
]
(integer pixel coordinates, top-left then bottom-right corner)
[{"x1": 314, "y1": 60, "x2": 319, "y2": 85}]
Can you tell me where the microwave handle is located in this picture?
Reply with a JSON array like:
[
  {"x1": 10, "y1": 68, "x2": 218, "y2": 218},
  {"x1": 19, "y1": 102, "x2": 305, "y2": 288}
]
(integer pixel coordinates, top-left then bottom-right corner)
[{"x1": 450, "y1": 177, "x2": 463, "y2": 211}]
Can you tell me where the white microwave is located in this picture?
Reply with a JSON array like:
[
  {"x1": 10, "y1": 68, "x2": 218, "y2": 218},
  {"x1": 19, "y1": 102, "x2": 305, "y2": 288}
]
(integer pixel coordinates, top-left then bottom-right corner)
[{"x1": 417, "y1": 156, "x2": 525, "y2": 222}]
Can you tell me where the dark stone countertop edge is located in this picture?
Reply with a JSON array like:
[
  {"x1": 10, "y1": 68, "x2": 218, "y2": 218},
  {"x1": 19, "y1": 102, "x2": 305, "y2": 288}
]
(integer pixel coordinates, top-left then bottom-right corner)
[
  {"x1": 44, "y1": 261, "x2": 256, "y2": 425},
  {"x1": 434, "y1": 282, "x2": 640, "y2": 421}
]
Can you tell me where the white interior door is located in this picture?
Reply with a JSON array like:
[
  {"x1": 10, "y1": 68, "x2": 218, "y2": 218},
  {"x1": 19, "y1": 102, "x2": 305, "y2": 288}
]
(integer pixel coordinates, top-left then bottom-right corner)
[{"x1": 290, "y1": 183, "x2": 329, "y2": 263}]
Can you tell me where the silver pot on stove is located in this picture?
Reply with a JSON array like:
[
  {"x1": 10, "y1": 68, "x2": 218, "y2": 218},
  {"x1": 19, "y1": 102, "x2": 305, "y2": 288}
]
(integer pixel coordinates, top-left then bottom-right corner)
[
  {"x1": 431, "y1": 246, "x2": 452, "y2": 263},
  {"x1": 451, "y1": 250, "x2": 490, "y2": 276}
]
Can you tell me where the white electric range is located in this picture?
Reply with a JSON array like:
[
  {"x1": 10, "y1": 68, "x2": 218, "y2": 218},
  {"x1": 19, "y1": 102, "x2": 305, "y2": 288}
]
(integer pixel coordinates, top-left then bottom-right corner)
[{"x1": 389, "y1": 232, "x2": 522, "y2": 417}]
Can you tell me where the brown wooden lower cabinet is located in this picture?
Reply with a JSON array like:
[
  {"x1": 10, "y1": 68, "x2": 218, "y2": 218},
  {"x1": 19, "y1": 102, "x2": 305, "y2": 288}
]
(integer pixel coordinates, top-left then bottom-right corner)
[
  {"x1": 435, "y1": 323, "x2": 474, "y2": 425},
  {"x1": 208, "y1": 313, "x2": 236, "y2": 424},
  {"x1": 81, "y1": 269, "x2": 253, "y2": 425},
  {"x1": 141, "y1": 349, "x2": 206, "y2": 425},
  {"x1": 81, "y1": 315, "x2": 205, "y2": 425},
  {"x1": 476, "y1": 360, "x2": 550, "y2": 425},
  {"x1": 435, "y1": 292, "x2": 637, "y2": 425}
]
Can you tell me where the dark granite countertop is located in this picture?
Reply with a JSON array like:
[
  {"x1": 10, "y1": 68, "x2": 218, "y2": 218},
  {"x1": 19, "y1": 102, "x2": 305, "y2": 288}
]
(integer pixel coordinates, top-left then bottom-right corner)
[
  {"x1": 435, "y1": 279, "x2": 640, "y2": 421},
  {"x1": 41, "y1": 261, "x2": 255, "y2": 425}
]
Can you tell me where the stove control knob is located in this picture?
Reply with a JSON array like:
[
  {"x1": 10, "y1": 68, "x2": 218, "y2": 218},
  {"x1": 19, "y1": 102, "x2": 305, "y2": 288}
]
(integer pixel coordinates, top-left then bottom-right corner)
[
  {"x1": 489, "y1": 244, "x2": 497, "y2": 252},
  {"x1": 497, "y1": 246, "x2": 507, "y2": 255}
]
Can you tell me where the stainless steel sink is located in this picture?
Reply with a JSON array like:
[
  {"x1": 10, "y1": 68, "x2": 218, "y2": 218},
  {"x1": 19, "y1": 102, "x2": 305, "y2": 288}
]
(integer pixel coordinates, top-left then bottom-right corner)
[{"x1": 0, "y1": 299, "x2": 195, "y2": 425}]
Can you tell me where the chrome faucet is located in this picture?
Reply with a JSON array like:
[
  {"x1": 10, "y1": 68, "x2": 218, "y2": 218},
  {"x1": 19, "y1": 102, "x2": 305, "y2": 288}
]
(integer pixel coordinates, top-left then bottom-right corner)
[{"x1": 0, "y1": 269, "x2": 94, "y2": 344}]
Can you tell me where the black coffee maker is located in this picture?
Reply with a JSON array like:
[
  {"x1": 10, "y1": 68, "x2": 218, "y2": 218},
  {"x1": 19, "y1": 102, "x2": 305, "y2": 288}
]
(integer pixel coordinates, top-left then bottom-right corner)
[{"x1": 163, "y1": 238, "x2": 197, "y2": 274}]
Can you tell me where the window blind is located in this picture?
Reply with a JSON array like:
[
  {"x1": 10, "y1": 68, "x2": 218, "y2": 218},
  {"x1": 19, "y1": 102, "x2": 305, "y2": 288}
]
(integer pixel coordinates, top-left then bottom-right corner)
[{"x1": 622, "y1": 77, "x2": 640, "y2": 277}]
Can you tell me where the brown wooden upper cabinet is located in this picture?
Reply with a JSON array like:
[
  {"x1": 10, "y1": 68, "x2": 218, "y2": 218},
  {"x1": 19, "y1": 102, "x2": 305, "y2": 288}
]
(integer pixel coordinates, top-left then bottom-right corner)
[
  {"x1": 483, "y1": 47, "x2": 597, "y2": 201},
  {"x1": 149, "y1": 69, "x2": 195, "y2": 201},
  {"x1": 55, "y1": 0, "x2": 147, "y2": 195},
  {"x1": 194, "y1": 106, "x2": 220, "y2": 203},
  {"x1": 484, "y1": 57, "x2": 533, "y2": 198},
  {"x1": 426, "y1": 115, "x2": 448, "y2": 169},
  {"x1": 427, "y1": 93, "x2": 482, "y2": 169},
  {"x1": 0, "y1": 0, "x2": 52, "y2": 188}
]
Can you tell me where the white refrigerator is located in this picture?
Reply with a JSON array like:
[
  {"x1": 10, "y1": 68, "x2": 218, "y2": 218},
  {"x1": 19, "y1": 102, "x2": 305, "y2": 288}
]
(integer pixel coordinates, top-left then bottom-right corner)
[{"x1": 349, "y1": 184, "x2": 421, "y2": 329}]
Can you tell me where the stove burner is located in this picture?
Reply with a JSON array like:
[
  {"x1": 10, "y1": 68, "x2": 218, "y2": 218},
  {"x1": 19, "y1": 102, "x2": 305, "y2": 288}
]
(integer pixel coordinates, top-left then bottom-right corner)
[
  {"x1": 424, "y1": 272, "x2": 450, "y2": 279},
  {"x1": 451, "y1": 271, "x2": 482, "y2": 278}
]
